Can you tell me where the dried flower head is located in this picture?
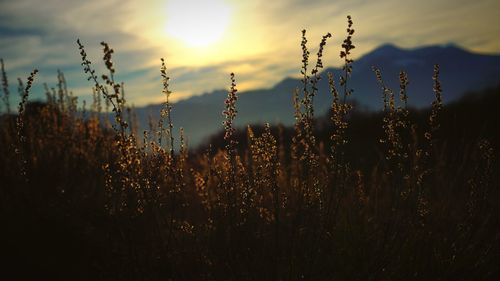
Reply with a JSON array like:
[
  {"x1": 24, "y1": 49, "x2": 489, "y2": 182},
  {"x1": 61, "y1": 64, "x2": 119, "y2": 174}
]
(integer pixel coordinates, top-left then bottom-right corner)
[
  {"x1": 340, "y1": 15, "x2": 355, "y2": 99},
  {"x1": 426, "y1": 64, "x2": 443, "y2": 143},
  {"x1": 223, "y1": 72, "x2": 238, "y2": 142}
]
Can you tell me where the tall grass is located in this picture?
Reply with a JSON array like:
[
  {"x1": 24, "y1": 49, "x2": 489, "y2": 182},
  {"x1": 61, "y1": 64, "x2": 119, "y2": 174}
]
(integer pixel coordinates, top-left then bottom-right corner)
[{"x1": 1, "y1": 16, "x2": 499, "y2": 281}]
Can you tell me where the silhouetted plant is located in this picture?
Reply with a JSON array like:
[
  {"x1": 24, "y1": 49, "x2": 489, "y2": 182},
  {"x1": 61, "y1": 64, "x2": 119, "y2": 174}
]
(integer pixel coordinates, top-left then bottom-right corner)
[{"x1": 0, "y1": 15, "x2": 498, "y2": 281}]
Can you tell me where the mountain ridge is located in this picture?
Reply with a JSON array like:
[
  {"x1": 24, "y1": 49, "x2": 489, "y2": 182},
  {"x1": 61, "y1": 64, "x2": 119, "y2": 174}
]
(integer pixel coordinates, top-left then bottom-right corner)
[{"x1": 133, "y1": 44, "x2": 500, "y2": 146}]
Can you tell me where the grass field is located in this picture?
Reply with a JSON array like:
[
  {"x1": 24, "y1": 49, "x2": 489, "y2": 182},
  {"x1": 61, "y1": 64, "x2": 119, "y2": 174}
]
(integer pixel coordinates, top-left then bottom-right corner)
[{"x1": 1, "y1": 17, "x2": 499, "y2": 280}]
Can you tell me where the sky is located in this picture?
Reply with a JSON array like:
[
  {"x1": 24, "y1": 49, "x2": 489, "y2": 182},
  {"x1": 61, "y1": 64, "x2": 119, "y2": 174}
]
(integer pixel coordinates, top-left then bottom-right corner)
[{"x1": 1, "y1": 0, "x2": 500, "y2": 108}]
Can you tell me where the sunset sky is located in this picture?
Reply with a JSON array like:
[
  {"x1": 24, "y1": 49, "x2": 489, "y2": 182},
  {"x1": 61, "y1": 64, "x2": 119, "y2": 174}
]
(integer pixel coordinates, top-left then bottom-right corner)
[{"x1": 1, "y1": 0, "x2": 499, "y2": 107}]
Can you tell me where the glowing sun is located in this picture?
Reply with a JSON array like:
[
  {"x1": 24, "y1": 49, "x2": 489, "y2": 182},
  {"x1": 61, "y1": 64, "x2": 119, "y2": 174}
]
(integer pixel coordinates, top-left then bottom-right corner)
[{"x1": 165, "y1": 0, "x2": 231, "y2": 48}]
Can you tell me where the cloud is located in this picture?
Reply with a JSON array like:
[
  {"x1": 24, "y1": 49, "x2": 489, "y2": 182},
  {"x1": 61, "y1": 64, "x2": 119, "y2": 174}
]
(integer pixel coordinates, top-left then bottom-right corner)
[
  {"x1": 1, "y1": 0, "x2": 499, "y2": 109},
  {"x1": 0, "y1": 0, "x2": 160, "y2": 106}
]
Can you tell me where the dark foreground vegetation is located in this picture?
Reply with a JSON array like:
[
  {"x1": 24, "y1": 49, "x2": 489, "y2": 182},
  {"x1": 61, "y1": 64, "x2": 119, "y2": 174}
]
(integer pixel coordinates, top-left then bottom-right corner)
[{"x1": 1, "y1": 17, "x2": 499, "y2": 280}]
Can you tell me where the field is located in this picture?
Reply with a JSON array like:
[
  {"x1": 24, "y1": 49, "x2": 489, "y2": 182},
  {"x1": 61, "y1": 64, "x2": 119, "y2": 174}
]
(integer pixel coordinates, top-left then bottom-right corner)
[{"x1": 1, "y1": 17, "x2": 499, "y2": 280}]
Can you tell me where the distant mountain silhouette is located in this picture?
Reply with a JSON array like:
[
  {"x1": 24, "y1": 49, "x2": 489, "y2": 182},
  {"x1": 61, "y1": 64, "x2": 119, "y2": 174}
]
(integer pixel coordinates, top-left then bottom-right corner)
[{"x1": 133, "y1": 44, "x2": 500, "y2": 146}]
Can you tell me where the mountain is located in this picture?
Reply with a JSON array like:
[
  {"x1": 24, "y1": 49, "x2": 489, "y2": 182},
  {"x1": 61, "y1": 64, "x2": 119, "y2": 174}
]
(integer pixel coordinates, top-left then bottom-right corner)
[{"x1": 134, "y1": 44, "x2": 500, "y2": 147}]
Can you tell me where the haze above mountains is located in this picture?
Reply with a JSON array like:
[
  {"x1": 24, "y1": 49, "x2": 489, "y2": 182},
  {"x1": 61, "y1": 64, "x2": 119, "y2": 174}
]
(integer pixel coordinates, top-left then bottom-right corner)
[{"x1": 134, "y1": 44, "x2": 500, "y2": 146}]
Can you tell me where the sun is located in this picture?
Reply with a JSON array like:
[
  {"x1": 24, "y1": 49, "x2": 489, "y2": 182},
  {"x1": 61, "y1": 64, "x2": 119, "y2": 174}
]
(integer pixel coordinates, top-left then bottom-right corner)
[{"x1": 165, "y1": 0, "x2": 231, "y2": 48}]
